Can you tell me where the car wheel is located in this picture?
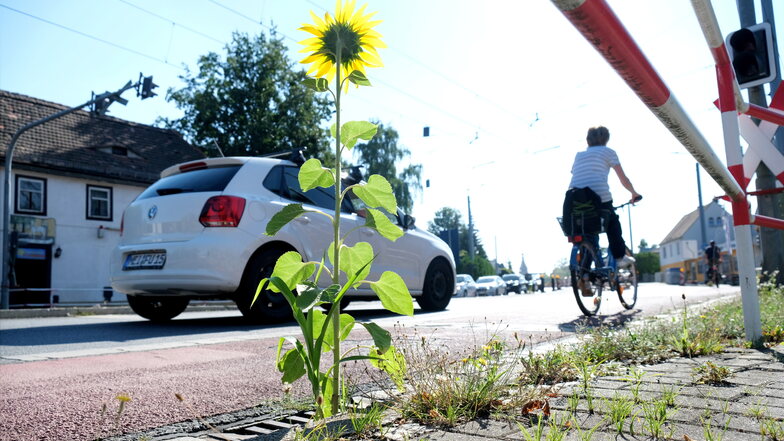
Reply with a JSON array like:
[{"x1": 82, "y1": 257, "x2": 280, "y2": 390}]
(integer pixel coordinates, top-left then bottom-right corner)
[
  {"x1": 235, "y1": 248, "x2": 294, "y2": 323},
  {"x1": 416, "y1": 258, "x2": 454, "y2": 311},
  {"x1": 127, "y1": 295, "x2": 189, "y2": 322}
]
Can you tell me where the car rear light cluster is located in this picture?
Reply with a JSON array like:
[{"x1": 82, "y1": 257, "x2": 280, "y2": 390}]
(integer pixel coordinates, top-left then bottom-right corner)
[{"x1": 199, "y1": 196, "x2": 246, "y2": 227}]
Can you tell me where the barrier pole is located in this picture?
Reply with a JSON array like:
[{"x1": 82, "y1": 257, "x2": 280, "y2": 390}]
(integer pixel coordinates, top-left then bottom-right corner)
[
  {"x1": 691, "y1": 0, "x2": 762, "y2": 343},
  {"x1": 551, "y1": 0, "x2": 762, "y2": 342}
]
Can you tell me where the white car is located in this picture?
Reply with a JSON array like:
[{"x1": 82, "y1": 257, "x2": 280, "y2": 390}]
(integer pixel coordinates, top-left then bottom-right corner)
[
  {"x1": 455, "y1": 274, "x2": 477, "y2": 297},
  {"x1": 111, "y1": 154, "x2": 456, "y2": 322},
  {"x1": 475, "y1": 275, "x2": 506, "y2": 296}
]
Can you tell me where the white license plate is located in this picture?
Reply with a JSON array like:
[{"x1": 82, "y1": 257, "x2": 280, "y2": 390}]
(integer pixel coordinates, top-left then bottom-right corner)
[{"x1": 123, "y1": 252, "x2": 166, "y2": 270}]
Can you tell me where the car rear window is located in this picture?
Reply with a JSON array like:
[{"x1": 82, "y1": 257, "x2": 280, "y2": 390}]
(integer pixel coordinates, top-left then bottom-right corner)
[{"x1": 136, "y1": 165, "x2": 242, "y2": 200}]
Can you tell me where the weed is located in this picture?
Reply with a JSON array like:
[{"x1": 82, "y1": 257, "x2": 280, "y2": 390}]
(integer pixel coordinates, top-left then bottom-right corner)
[
  {"x1": 761, "y1": 417, "x2": 784, "y2": 440},
  {"x1": 640, "y1": 398, "x2": 676, "y2": 439},
  {"x1": 701, "y1": 414, "x2": 731, "y2": 441},
  {"x1": 693, "y1": 362, "x2": 733, "y2": 385},
  {"x1": 603, "y1": 392, "x2": 634, "y2": 434},
  {"x1": 575, "y1": 359, "x2": 602, "y2": 414},
  {"x1": 517, "y1": 415, "x2": 545, "y2": 441},
  {"x1": 546, "y1": 413, "x2": 569, "y2": 441},
  {"x1": 349, "y1": 403, "x2": 384, "y2": 436},
  {"x1": 570, "y1": 414, "x2": 605, "y2": 441},
  {"x1": 660, "y1": 384, "x2": 680, "y2": 407},
  {"x1": 746, "y1": 402, "x2": 768, "y2": 421},
  {"x1": 519, "y1": 345, "x2": 577, "y2": 385},
  {"x1": 567, "y1": 393, "x2": 579, "y2": 414},
  {"x1": 174, "y1": 393, "x2": 220, "y2": 434},
  {"x1": 624, "y1": 366, "x2": 645, "y2": 403}
]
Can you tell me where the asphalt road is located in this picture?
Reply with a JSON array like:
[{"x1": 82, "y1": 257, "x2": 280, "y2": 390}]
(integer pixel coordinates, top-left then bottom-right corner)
[{"x1": 0, "y1": 283, "x2": 742, "y2": 440}]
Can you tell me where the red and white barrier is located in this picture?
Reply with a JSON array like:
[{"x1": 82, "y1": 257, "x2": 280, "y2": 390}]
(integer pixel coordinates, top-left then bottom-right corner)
[{"x1": 551, "y1": 0, "x2": 765, "y2": 342}]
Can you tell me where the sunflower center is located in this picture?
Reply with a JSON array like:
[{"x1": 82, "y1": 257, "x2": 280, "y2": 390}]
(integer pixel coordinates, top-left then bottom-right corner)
[{"x1": 321, "y1": 22, "x2": 363, "y2": 66}]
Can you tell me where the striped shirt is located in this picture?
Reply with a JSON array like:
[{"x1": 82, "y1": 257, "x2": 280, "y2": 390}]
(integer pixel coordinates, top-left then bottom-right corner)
[{"x1": 568, "y1": 145, "x2": 620, "y2": 202}]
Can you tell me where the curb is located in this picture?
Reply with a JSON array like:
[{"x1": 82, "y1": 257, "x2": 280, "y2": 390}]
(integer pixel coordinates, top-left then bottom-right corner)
[{"x1": 0, "y1": 302, "x2": 238, "y2": 319}]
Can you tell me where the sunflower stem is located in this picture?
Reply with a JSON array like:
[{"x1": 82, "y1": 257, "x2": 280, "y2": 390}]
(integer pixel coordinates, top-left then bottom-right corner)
[{"x1": 331, "y1": 45, "x2": 342, "y2": 417}]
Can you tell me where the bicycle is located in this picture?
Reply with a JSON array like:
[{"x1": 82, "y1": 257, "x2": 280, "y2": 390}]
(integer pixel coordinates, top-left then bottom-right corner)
[
  {"x1": 558, "y1": 196, "x2": 641, "y2": 316},
  {"x1": 706, "y1": 262, "x2": 721, "y2": 288}
]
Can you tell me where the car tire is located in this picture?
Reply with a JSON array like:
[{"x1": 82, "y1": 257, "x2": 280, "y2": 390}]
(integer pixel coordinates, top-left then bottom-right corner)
[
  {"x1": 127, "y1": 295, "x2": 189, "y2": 322},
  {"x1": 235, "y1": 248, "x2": 294, "y2": 323},
  {"x1": 416, "y1": 258, "x2": 453, "y2": 311}
]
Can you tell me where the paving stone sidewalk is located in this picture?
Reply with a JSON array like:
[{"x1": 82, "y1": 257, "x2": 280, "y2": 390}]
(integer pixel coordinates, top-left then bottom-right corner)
[{"x1": 162, "y1": 344, "x2": 783, "y2": 441}]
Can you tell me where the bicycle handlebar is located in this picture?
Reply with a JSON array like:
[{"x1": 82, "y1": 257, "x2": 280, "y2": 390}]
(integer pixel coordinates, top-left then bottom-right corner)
[{"x1": 614, "y1": 195, "x2": 642, "y2": 210}]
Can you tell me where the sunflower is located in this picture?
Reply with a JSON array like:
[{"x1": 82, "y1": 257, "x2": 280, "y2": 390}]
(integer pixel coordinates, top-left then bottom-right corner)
[{"x1": 299, "y1": 0, "x2": 385, "y2": 83}]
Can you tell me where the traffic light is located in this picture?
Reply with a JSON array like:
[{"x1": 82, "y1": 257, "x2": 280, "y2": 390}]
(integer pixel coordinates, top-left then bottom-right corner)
[
  {"x1": 726, "y1": 23, "x2": 776, "y2": 89},
  {"x1": 140, "y1": 75, "x2": 158, "y2": 99}
]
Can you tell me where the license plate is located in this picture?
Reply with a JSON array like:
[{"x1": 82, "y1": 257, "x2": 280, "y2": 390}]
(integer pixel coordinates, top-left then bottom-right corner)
[{"x1": 123, "y1": 252, "x2": 166, "y2": 270}]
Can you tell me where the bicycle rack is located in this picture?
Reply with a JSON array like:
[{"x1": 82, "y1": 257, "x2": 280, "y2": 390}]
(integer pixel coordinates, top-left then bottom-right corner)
[{"x1": 551, "y1": 0, "x2": 784, "y2": 343}]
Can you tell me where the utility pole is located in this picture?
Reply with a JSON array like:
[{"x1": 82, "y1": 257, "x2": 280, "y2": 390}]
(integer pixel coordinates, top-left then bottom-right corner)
[
  {"x1": 467, "y1": 195, "x2": 475, "y2": 259},
  {"x1": 737, "y1": 1, "x2": 784, "y2": 279}
]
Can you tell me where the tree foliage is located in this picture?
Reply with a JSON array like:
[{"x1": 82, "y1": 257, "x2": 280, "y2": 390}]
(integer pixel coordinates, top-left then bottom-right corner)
[
  {"x1": 427, "y1": 207, "x2": 462, "y2": 235},
  {"x1": 159, "y1": 31, "x2": 333, "y2": 159},
  {"x1": 635, "y1": 251, "x2": 661, "y2": 275},
  {"x1": 352, "y1": 123, "x2": 421, "y2": 213}
]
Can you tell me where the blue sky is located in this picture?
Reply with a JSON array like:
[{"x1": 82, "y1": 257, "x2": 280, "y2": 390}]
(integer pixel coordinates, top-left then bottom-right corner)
[{"x1": 2, "y1": 0, "x2": 782, "y2": 272}]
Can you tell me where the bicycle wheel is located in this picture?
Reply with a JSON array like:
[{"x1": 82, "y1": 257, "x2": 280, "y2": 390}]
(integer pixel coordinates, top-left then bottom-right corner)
[
  {"x1": 616, "y1": 249, "x2": 638, "y2": 309},
  {"x1": 571, "y1": 241, "x2": 602, "y2": 316}
]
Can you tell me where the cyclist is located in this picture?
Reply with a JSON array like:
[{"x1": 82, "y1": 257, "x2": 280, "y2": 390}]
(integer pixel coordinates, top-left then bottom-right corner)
[
  {"x1": 563, "y1": 126, "x2": 641, "y2": 294},
  {"x1": 704, "y1": 240, "x2": 722, "y2": 285}
]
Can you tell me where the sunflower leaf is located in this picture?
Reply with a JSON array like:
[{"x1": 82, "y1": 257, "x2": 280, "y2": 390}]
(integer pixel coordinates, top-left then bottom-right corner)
[
  {"x1": 265, "y1": 204, "x2": 306, "y2": 236},
  {"x1": 353, "y1": 175, "x2": 397, "y2": 213},
  {"x1": 270, "y1": 251, "x2": 315, "y2": 293},
  {"x1": 328, "y1": 242, "x2": 373, "y2": 286},
  {"x1": 340, "y1": 121, "x2": 377, "y2": 149},
  {"x1": 348, "y1": 70, "x2": 372, "y2": 87},
  {"x1": 303, "y1": 77, "x2": 330, "y2": 92},
  {"x1": 370, "y1": 271, "x2": 413, "y2": 316},
  {"x1": 299, "y1": 158, "x2": 335, "y2": 191},
  {"x1": 364, "y1": 208, "x2": 403, "y2": 242}
]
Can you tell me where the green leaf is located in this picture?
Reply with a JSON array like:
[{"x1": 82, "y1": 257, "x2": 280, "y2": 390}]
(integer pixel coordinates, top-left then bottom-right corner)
[
  {"x1": 324, "y1": 314, "x2": 355, "y2": 349},
  {"x1": 353, "y1": 175, "x2": 397, "y2": 213},
  {"x1": 295, "y1": 286, "x2": 321, "y2": 311},
  {"x1": 332, "y1": 242, "x2": 373, "y2": 286},
  {"x1": 370, "y1": 271, "x2": 413, "y2": 316},
  {"x1": 319, "y1": 284, "x2": 341, "y2": 304},
  {"x1": 364, "y1": 208, "x2": 404, "y2": 242},
  {"x1": 348, "y1": 70, "x2": 372, "y2": 87},
  {"x1": 310, "y1": 309, "x2": 330, "y2": 352},
  {"x1": 361, "y1": 322, "x2": 392, "y2": 353},
  {"x1": 340, "y1": 121, "x2": 377, "y2": 150},
  {"x1": 269, "y1": 251, "x2": 315, "y2": 293},
  {"x1": 369, "y1": 345, "x2": 407, "y2": 391},
  {"x1": 303, "y1": 77, "x2": 329, "y2": 92},
  {"x1": 265, "y1": 204, "x2": 306, "y2": 236},
  {"x1": 279, "y1": 348, "x2": 306, "y2": 383},
  {"x1": 298, "y1": 158, "x2": 335, "y2": 192}
]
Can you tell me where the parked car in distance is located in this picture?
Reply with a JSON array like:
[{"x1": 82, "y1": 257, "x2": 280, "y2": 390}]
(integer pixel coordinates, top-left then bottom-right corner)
[
  {"x1": 475, "y1": 275, "x2": 506, "y2": 296},
  {"x1": 455, "y1": 274, "x2": 477, "y2": 297},
  {"x1": 111, "y1": 153, "x2": 456, "y2": 322},
  {"x1": 502, "y1": 274, "x2": 525, "y2": 294}
]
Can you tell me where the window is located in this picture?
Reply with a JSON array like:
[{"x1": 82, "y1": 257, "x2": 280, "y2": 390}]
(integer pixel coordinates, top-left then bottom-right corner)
[
  {"x1": 264, "y1": 165, "x2": 352, "y2": 213},
  {"x1": 87, "y1": 185, "x2": 113, "y2": 220},
  {"x1": 15, "y1": 175, "x2": 46, "y2": 215},
  {"x1": 137, "y1": 165, "x2": 241, "y2": 201},
  {"x1": 708, "y1": 217, "x2": 715, "y2": 227}
]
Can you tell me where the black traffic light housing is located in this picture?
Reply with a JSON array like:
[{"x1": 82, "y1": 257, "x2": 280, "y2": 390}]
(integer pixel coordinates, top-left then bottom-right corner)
[
  {"x1": 139, "y1": 74, "x2": 158, "y2": 99},
  {"x1": 91, "y1": 90, "x2": 129, "y2": 116},
  {"x1": 726, "y1": 22, "x2": 777, "y2": 89}
]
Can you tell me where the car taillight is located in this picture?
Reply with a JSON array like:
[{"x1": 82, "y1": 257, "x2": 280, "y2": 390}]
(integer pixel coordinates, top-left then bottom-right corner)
[{"x1": 199, "y1": 196, "x2": 246, "y2": 227}]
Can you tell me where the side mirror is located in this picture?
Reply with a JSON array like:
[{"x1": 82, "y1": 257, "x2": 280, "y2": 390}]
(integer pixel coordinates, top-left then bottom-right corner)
[{"x1": 403, "y1": 214, "x2": 416, "y2": 230}]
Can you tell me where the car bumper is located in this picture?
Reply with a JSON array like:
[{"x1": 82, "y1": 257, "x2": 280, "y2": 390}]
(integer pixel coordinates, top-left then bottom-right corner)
[{"x1": 110, "y1": 231, "x2": 256, "y2": 296}]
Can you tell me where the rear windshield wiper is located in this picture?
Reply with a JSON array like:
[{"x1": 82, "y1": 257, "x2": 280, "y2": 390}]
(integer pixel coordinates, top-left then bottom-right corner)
[{"x1": 156, "y1": 188, "x2": 192, "y2": 196}]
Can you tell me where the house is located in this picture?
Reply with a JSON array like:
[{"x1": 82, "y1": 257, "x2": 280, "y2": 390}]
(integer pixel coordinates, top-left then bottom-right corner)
[
  {"x1": 659, "y1": 200, "x2": 761, "y2": 283},
  {"x1": 0, "y1": 90, "x2": 204, "y2": 306}
]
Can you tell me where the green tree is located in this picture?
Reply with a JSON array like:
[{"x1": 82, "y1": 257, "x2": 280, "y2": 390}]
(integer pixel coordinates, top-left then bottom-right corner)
[
  {"x1": 427, "y1": 207, "x2": 462, "y2": 235},
  {"x1": 352, "y1": 123, "x2": 422, "y2": 213},
  {"x1": 639, "y1": 239, "x2": 649, "y2": 250},
  {"x1": 159, "y1": 31, "x2": 333, "y2": 159},
  {"x1": 457, "y1": 252, "x2": 494, "y2": 279},
  {"x1": 635, "y1": 251, "x2": 660, "y2": 275}
]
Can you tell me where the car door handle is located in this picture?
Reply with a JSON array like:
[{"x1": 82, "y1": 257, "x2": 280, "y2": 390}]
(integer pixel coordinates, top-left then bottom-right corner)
[
  {"x1": 295, "y1": 217, "x2": 311, "y2": 224},
  {"x1": 361, "y1": 229, "x2": 376, "y2": 236}
]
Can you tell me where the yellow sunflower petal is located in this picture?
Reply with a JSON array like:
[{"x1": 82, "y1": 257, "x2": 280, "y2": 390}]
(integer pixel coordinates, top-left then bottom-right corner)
[
  {"x1": 358, "y1": 51, "x2": 382, "y2": 67},
  {"x1": 308, "y1": 10, "x2": 326, "y2": 29},
  {"x1": 299, "y1": 25, "x2": 323, "y2": 37}
]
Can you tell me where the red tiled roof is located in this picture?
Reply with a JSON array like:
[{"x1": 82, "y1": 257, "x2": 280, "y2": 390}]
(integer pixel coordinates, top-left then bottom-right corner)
[{"x1": 0, "y1": 90, "x2": 204, "y2": 185}]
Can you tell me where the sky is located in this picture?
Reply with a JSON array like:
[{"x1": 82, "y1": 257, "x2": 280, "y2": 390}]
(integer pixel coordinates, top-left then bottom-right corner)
[{"x1": 1, "y1": 0, "x2": 782, "y2": 274}]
